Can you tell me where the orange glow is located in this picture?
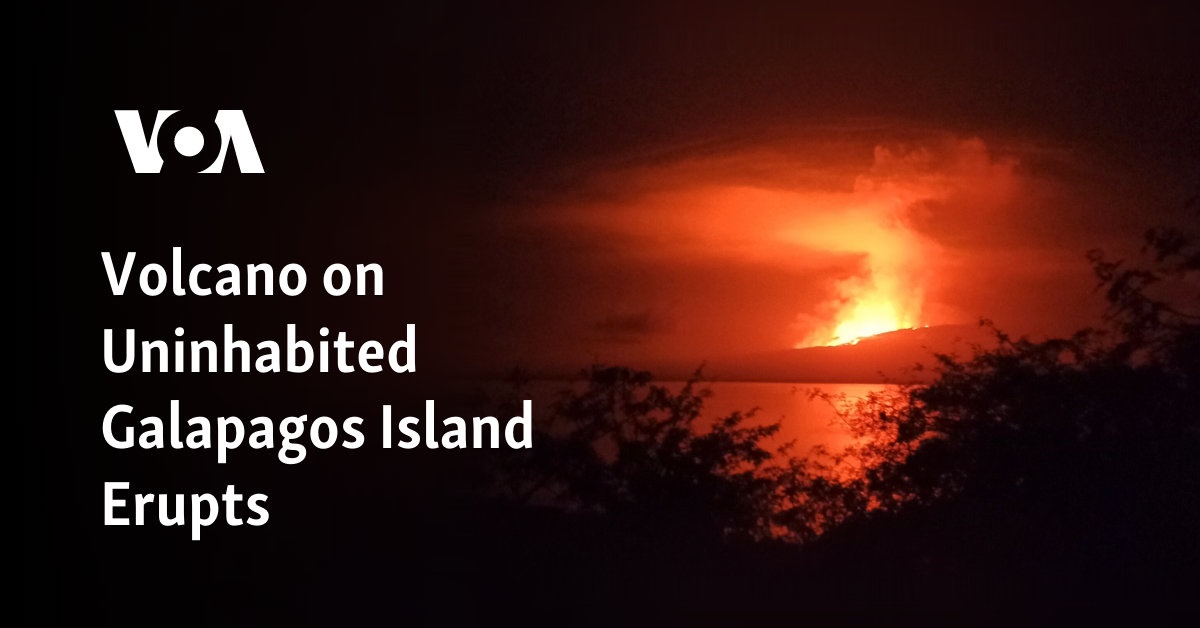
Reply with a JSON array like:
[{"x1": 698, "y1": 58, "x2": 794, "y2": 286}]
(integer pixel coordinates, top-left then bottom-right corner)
[
  {"x1": 795, "y1": 199, "x2": 928, "y2": 346},
  {"x1": 827, "y1": 298, "x2": 914, "y2": 346},
  {"x1": 528, "y1": 133, "x2": 1024, "y2": 357}
]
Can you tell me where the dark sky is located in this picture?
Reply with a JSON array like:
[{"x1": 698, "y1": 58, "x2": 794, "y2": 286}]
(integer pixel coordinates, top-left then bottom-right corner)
[
  {"x1": 23, "y1": 8, "x2": 1200, "y2": 623},
  {"x1": 43, "y1": 1, "x2": 1200, "y2": 376}
]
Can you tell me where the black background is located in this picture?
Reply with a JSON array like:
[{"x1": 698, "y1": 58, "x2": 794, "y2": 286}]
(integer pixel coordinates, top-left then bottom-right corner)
[{"x1": 26, "y1": 2, "x2": 1200, "y2": 625}]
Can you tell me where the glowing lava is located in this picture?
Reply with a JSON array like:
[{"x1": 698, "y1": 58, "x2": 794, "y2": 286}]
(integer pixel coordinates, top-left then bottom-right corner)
[
  {"x1": 827, "y1": 297, "x2": 915, "y2": 345},
  {"x1": 809, "y1": 263, "x2": 925, "y2": 346}
]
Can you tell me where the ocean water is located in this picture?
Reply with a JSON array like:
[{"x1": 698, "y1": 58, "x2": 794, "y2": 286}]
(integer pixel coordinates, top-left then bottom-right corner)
[
  {"x1": 679, "y1": 381, "x2": 887, "y2": 453},
  {"x1": 490, "y1": 380, "x2": 889, "y2": 455}
]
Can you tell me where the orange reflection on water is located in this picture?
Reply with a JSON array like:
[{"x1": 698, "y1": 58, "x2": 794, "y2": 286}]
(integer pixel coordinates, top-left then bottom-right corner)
[{"x1": 695, "y1": 381, "x2": 886, "y2": 454}]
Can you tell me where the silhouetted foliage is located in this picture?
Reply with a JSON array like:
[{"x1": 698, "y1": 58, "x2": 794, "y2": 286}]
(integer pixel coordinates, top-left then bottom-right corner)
[
  {"x1": 500, "y1": 366, "x2": 797, "y2": 541},
  {"x1": 805, "y1": 200, "x2": 1200, "y2": 535},
  {"x1": 502, "y1": 196, "x2": 1200, "y2": 555}
]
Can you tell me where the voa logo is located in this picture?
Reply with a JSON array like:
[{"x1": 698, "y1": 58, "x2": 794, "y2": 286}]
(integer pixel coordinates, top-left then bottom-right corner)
[{"x1": 114, "y1": 110, "x2": 265, "y2": 173}]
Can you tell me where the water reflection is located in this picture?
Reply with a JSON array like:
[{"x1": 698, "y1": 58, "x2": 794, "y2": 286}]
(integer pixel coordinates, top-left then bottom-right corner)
[
  {"x1": 696, "y1": 382, "x2": 887, "y2": 453},
  {"x1": 498, "y1": 380, "x2": 888, "y2": 456}
]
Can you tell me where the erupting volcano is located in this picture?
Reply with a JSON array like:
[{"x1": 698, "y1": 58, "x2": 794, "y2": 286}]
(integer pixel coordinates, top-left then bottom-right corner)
[{"x1": 518, "y1": 131, "x2": 1082, "y2": 369}]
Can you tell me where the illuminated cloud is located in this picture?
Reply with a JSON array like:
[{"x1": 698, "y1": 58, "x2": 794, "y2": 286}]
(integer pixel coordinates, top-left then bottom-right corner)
[{"x1": 526, "y1": 130, "x2": 1064, "y2": 353}]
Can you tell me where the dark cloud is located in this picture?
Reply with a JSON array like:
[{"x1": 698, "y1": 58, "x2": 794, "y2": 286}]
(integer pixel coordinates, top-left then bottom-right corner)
[{"x1": 592, "y1": 309, "x2": 675, "y2": 343}]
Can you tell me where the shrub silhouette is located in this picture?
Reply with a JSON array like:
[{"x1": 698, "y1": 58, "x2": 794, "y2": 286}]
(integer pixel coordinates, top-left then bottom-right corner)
[
  {"x1": 802, "y1": 200, "x2": 1200, "y2": 558},
  {"x1": 501, "y1": 366, "x2": 796, "y2": 542},
  {"x1": 505, "y1": 196, "x2": 1200, "y2": 550}
]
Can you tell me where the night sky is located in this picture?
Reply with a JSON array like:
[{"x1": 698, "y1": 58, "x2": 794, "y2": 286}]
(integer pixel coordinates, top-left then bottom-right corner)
[
  {"x1": 39, "y1": 3, "x2": 1198, "y2": 376},
  {"x1": 27, "y1": 2, "x2": 1200, "y2": 623}
]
